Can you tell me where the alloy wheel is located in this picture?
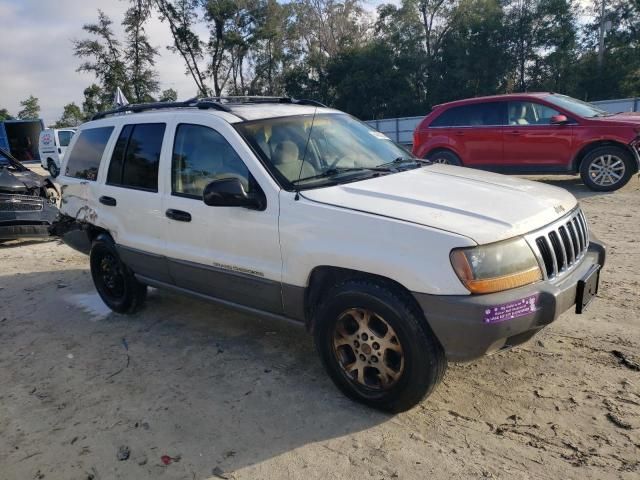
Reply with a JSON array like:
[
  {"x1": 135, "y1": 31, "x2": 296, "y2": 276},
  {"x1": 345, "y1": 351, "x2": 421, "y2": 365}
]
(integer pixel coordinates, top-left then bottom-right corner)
[
  {"x1": 332, "y1": 308, "x2": 404, "y2": 390},
  {"x1": 99, "y1": 253, "x2": 125, "y2": 299},
  {"x1": 588, "y1": 154, "x2": 625, "y2": 187}
]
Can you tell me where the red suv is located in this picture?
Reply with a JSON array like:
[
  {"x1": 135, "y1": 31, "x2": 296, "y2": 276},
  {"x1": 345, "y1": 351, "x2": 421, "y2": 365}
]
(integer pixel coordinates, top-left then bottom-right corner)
[{"x1": 413, "y1": 93, "x2": 640, "y2": 191}]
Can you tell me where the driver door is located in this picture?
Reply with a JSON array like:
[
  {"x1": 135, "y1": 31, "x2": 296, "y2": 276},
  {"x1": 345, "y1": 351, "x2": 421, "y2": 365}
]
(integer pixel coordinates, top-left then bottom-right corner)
[{"x1": 161, "y1": 113, "x2": 283, "y2": 314}]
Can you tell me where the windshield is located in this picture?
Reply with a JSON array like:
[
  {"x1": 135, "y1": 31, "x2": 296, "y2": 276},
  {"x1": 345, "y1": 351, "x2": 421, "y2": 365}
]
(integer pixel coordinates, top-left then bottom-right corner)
[
  {"x1": 57, "y1": 130, "x2": 75, "y2": 147},
  {"x1": 544, "y1": 94, "x2": 611, "y2": 118},
  {"x1": 235, "y1": 113, "x2": 418, "y2": 190}
]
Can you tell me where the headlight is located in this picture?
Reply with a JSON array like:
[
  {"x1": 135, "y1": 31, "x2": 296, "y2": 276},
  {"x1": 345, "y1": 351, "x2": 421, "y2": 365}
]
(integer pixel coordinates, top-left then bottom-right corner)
[{"x1": 450, "y1": 238, "x2": 542, "y2": 294}]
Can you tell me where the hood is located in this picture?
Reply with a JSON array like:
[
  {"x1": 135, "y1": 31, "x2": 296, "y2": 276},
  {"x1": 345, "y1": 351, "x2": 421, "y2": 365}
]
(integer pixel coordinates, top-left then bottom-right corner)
[
  {"x1": 301, "y1": 165, "x2": 578, "y2": 244},
  {"x1": 589, "y1": 112, "x2": 640, "y2": 126},
  {"x1": 0, "y1": 168, "x2": 44, "y2": 193}
]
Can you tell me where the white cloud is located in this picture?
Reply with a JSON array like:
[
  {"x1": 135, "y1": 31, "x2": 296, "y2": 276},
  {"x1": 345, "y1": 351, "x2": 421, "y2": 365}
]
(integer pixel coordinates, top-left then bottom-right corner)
[{"x1": 0, "y1": 0, "x2": 201, "y2": 125}]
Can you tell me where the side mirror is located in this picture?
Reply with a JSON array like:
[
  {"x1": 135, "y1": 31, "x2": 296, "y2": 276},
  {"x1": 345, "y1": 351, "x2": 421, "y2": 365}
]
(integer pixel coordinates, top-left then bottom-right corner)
[
  {"x1": 202, "y1": 177, "x2": 265, "y2": 210},
  {"x1": 550, "y1": 114, "x2": 569, "y2": 125}
]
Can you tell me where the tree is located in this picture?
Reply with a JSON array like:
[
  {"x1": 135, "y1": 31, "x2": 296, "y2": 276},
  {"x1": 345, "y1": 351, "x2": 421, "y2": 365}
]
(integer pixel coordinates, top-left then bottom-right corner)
[
  {"x1": 159, "y1": 88, "x2": 178, "y2": 101},
  {"x1": 155, "y1": 0, "x2": 209, "y2": 96},
  {"x1": 73, "y1": 10, "x2": 131, "y2": 106},
  {"x1": 0, "y1": 108, "x2": 13, "y2": 121},
  {"x1": 123, "y1": 0, "x2": 160, "y2": 102},
  {"x1": 54, "y1": 103, "x2": 85, "y2": 128},
  {"x1": 17, "y1": 95, "x2": 41, "y2": 120},
  {"x1": 82, "y1": 84, "x2": 105, "y2": 119}
]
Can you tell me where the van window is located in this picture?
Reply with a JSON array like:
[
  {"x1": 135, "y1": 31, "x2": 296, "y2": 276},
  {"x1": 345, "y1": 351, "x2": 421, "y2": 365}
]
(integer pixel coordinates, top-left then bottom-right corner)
[
  {"x1": 65, "y1": 126, "x2": 114, "y2": 181},
  {"x1": 107, "y1": 123, "x2": 165, "y2": 192},
  {"x1": 430, "y1": 102, "x2": 505, "y2": 127},
  {"x1": 57, "y1": 130, "x2": 75, "y2": 147},
  {"x1": 172, "y1": 124, "x2": 251, "y2": 198}
]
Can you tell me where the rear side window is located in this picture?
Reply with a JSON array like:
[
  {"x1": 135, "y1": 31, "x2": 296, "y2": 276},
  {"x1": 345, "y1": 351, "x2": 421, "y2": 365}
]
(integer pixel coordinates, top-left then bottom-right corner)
[
  {"x1": 65, "y1": 126, "x2": 114, "y2": 181},
  {"x1": 107, "y1": 123, "x2": 165, "y2": 191},
  {"x1": 57, "y1": 130, "x2": 74, "y2": 147},
  {"x1": 430, "y1": 102, "x2": 505, "y2": 127}
]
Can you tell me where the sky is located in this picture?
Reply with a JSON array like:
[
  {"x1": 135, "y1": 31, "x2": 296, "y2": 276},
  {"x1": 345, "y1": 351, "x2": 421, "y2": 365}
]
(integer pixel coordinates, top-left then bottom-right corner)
[{"x1": 0, "y1": 0, "x2": 394, "y2": 124}]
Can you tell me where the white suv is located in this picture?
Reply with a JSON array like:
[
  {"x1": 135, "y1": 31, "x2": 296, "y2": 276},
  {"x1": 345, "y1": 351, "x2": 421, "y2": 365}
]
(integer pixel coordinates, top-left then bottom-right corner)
[{"x1": 55, "y1": 97, "x2": 605, "y2": 412}]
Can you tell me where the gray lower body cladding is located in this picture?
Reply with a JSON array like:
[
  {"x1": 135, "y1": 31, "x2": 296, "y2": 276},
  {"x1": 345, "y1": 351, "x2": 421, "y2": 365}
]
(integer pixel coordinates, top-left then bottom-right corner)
[{"x1": 413, "y1": 240, "x2": 606, "y2": 362}]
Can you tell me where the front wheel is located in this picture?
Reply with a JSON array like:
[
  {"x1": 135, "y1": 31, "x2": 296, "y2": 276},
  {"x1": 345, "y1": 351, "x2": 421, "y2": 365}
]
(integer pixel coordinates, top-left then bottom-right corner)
[
  {"x1": 580, "y1": 146, "x2": 634, "y2": 192},
  {"x1": 47, "y1": 159, "x2": 60, "y2": 178},
  {"x1": 90, "y1": 235, "x2": 147, "y2": 314},
  {"x1": 426, "y1": 150, "x2": 462, "y2": 166},
  {"x1": 313, "y1": 279, "x2": 446, "y2": 412}
]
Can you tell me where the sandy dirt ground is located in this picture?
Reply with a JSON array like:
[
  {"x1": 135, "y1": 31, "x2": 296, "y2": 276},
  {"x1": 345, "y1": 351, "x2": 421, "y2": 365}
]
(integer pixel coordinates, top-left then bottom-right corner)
[{"x1": 1, "y1": 172, "x2": 639, "y2": 480}]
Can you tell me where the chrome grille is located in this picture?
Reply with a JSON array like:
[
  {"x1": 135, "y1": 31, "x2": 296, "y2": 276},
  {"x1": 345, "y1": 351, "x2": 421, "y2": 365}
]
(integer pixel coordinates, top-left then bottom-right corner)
[
  {"x1": 0, "y1": 193, "x2": 44, "y2": 212},
  {"x1": 528, "y1": 208, "x2": 589, "y2": 280}
]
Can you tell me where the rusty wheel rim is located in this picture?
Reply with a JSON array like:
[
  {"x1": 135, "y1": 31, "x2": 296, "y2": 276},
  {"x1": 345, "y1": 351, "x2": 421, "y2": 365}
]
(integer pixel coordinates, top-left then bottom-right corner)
[{"x1": 332, "y1": 308, "x2": 404, "y2": 390}]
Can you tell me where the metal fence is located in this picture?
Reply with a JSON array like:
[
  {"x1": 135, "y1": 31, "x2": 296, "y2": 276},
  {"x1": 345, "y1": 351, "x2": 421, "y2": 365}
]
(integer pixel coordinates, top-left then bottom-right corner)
[{"x1": 365, "y1": 96, "x2": 640, "y2": 147}]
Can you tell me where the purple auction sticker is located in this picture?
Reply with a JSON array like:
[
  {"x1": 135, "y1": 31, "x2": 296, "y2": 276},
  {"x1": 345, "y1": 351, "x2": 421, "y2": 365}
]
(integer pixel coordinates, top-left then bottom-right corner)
[{"x1": 483, "y1": 294, "x2": 539, "y2": 324}]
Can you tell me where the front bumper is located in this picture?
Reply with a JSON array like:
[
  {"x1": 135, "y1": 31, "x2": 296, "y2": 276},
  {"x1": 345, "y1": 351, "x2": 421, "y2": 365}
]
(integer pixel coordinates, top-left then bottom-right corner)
[
  {"x1": 0, "y1": 198, "x2": 59, "y2": 240},
  {"x1": 413, "y1": 239, "x2": 606, "y2": 362}
]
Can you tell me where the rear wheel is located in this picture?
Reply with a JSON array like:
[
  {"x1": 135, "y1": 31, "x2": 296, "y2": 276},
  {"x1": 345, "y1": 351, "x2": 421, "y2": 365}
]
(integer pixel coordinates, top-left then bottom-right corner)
[
  {"x1": 426, "y1": 150, "x2": 462, "y2": 166},
  {"x1": 47, "y1": 159, "x2": 60, "y2": 178},
  {"x1": 580, "y1": 146, "x2": 634, "y2": 192},
  {"x1": 90, "y1": 235, "x2": 147, "y2": 314},
  {"x1": 313, "y1": 279, "x2": 446, "y2": 412}
]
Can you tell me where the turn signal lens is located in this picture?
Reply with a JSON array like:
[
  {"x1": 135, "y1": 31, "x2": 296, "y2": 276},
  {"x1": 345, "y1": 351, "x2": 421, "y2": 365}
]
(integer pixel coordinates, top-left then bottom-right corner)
[{"x1": 450, "y1": 238, "x2": 543, "y2": 294}]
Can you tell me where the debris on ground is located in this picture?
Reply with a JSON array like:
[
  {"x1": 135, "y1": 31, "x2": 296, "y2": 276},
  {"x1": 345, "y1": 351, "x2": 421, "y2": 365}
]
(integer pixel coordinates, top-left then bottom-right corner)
[
  {"x1": 611, "y1": 350, "x2": 640, "y2": 371},
  {"x1": 116, "y1": 445, "x2": 130, "y2": 461},
  {"x1": 160, "y1": 454, "x2": 181, "y2": 465},
  {"x1": 606, "y1": 412, "x2": 633, "y2": 430},
  {"x1": 212, "y1": 466, "x2": 230, "y2": 479}
]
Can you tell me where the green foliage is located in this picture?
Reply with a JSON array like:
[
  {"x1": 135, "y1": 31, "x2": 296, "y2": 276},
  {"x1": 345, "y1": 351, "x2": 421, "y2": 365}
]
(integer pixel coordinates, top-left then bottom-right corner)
[
  {"x1": 159, "y1": 88, "x2": 179, "y2": 101},
  {"x1": 0, "y1": 108, "x2": 13, "y2": 121},
  {"x1": 54, "y1": 103, "x2": 85, "y2": 128},
  {"x1": 66, "y1": 0, "x2": 639, "y2": 121},
  {"x1": 17, "y1": 95, "x2": 41, "y2": 120}
]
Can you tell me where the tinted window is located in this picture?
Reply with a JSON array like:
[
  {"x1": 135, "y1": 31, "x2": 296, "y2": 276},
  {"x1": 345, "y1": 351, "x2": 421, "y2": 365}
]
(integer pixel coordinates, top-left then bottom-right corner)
[
  {"x1": 431, "y1": 102, "x2": 505, "y2": 127},
  {"x1": 172, "y1": 124, "x2": 251, "y2": 197},
  {"x1": 57, "y1": 130, "x2": 75, "y2": 147},
  {"x1": 508, "y1": 102, "x2": 561, "y2": 125},
  {"x1": 107, "y1": 123, "x2": 165, "y2": 191},
  {"x1": 65, "y1": 127, "x2": 114, "y2": 181}
]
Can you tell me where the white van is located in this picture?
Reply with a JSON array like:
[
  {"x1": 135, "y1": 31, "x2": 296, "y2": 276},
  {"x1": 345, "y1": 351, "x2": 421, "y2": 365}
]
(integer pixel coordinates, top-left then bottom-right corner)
[{"x1": 39, "y1": 128, "x2": 75, "y2": 177}]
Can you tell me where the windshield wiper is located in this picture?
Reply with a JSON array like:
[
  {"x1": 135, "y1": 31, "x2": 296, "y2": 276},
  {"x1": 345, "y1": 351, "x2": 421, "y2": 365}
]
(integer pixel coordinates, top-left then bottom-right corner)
[
  {"x1": 292, "y1": 167, "x2": 377, "y2": 185},
  {"x1": 375, "y1": 156, "x2": 427, "y2": 169}
]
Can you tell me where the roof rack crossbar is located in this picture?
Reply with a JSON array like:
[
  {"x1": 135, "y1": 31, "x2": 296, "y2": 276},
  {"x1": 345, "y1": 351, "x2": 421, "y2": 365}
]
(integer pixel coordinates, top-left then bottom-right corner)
[
  {"x1": 91, "y1": 96, "x2": 327, "y2": 121},
  {"x1": 91, "y1": 97, "x2": 231, "y2": 120}
]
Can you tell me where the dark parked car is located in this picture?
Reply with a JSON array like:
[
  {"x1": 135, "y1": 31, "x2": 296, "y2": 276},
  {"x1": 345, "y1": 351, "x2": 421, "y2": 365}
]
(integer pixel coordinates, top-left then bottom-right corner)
[
  {"x1": 0, "y1": 147, "x2": 59, "y2": 241},
  {"x1": 413, "y1": 93, "x2": 640, "y2": 191}
]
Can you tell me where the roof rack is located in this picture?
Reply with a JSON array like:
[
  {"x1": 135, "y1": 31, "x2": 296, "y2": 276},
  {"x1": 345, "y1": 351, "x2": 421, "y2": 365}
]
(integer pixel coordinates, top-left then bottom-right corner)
[
  {"x1": 201, "y1": 96, "x2": 328, "y2": 108},
  {"x1": 91, "y1": 97, "x2": 231, "y2": 120},
  {"x1": 91, "y1": 96, "x2": 327, "y2": 121}
]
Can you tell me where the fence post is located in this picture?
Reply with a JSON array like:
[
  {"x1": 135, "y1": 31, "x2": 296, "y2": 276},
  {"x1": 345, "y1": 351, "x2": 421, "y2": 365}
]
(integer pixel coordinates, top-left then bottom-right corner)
[{"x1": 634, "y1": 98, "x2": 639, "y2": 112}]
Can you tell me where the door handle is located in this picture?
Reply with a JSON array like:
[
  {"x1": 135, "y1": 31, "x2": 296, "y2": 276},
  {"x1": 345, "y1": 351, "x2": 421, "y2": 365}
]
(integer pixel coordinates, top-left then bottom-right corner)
[
  {"x1": 454, "y1": 131, "x2": 465, "y2": 136},
  {"x1": 165, "y1": 209, "x2": 192, "y2": 222},
  {"x1": 507, "y1": 130, "x2": 521, "y2": 135},
  {"x1": 99, "y1": 196, "x2": 117, "y2": 206}
]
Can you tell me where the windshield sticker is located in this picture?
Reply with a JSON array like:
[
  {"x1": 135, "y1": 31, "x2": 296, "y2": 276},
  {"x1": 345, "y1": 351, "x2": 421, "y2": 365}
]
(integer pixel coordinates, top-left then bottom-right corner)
[
  {"x1": 483, "y1": 294, "x2": 539, "y2": 324},
  {"x1": 369, "y1": 131, "x2": 391, "y2": 140}
]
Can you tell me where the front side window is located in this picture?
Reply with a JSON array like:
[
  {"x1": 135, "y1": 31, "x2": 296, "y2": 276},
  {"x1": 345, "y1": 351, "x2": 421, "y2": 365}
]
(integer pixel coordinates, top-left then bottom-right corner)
[
  {"x1": 65, "y1": 126, "x2": 114, "y2": 181},
  {"x1": 431, "y1": 103, "x2": 505, "y2": 127},
  {"x1": 172, "y1": 124, "x2": 252, "y2": 198},
  {"x1": 57, "y1": 130, "x2": 75, "y2": 147},
  {"x1": 508, "y1": 102, "x2": 561, "y2": 126},
  {"x1": 107, "y1": 123, "x2": 165, "y2": 191}
]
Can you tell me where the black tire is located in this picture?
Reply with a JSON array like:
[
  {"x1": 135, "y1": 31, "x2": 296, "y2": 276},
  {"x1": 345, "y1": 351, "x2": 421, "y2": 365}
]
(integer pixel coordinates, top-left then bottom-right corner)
[
  {"x1": 313, "y1": 279, "x2": 446, "y2": 412},
  {"x1": 426, "y1": 149, "x2": 462, "y2": 166},
  {"x1": 579, "y1": 146, "x2": 634, "y2": 192},
  {"x1": 90, "y1": 234, "x2": 147, "y2": 314},
  {"x1": 47, "y1": 159, "x2": 60, "y2": 178}
]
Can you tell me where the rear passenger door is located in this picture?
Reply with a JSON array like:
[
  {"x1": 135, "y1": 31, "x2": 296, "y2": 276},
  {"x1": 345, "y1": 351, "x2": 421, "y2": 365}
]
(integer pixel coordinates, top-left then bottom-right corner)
[
  {"x1": 97, "y1": 121, "x2": 171, "y2": 283},
  {"x1": 161, "y1": 114, "x2": 283, "y2": 314}
]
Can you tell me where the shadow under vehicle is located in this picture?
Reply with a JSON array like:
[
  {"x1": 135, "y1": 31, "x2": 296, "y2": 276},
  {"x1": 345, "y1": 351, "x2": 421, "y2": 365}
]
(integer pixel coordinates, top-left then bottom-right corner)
[{"x1": 0, "y1": 146, "x2": 59, "y2": 241}]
